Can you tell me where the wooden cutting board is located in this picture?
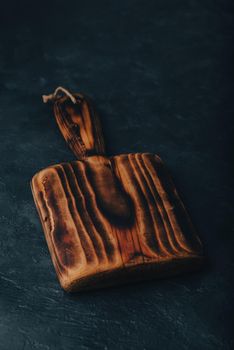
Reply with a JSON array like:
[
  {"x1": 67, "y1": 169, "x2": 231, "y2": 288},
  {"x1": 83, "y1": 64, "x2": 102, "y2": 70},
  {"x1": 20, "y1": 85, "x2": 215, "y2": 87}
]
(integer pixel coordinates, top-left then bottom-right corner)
[{"x1": 31, "y1": 88, "x2": 203, "y2": 292}]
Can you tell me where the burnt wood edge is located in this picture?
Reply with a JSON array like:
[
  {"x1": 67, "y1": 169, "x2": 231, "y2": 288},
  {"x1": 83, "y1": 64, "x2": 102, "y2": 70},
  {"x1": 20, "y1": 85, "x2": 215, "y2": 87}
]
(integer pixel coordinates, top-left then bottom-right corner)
[{"x1": 62, "y1": 255, "x2": 204, "y2": 293}]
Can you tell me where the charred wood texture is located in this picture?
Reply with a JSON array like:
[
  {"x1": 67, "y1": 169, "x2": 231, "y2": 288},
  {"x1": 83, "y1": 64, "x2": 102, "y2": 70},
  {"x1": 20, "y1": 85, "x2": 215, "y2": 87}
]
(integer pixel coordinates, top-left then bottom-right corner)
[
  {"x1": 54, "y1": 94, "x2": 106, "y2": 159},
  {"x1": 31, "y1": 92, "x2": 203, "y2": 292}
]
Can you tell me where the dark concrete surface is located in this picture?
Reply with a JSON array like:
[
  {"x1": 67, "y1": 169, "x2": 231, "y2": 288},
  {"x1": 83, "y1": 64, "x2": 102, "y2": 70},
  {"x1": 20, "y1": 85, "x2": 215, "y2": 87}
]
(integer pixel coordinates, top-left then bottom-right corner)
[{"x1": 0, "y1": 0, "x2": 233, "y2": 349}]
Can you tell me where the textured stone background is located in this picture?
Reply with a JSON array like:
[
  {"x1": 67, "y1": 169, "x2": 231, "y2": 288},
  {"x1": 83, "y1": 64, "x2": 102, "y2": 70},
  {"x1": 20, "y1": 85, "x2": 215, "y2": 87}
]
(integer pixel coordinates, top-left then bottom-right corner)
[{"x1": 0, "y1": 0, "x2": 233, "y2": 349}]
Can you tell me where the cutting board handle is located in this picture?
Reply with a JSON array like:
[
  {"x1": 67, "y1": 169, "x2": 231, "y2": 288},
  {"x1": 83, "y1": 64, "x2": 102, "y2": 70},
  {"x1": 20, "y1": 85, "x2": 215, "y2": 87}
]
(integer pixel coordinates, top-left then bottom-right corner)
[{"x1": 43, "y1": 87, "x2": 106, "y2": 160}]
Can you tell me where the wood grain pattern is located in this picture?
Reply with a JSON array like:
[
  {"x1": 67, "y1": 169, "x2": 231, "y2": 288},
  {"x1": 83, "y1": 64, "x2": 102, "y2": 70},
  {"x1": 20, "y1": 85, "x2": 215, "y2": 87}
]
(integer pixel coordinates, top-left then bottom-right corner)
[
  {"x1": 31, "y1": 153, "x2": 203, "y2": 292},
  {"x1": 32, "y1": 92, "x2": 203, "y2": 291},
  {"x1": 54, "y1": 94, "x2": 106, "y2": 159}
]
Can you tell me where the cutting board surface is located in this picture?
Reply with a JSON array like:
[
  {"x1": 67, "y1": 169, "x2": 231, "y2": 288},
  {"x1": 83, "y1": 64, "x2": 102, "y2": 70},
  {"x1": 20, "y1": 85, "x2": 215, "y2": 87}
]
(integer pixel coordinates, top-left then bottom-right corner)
[{"x1": 31, "y1": 151, "x2": 203, "y2": 291}]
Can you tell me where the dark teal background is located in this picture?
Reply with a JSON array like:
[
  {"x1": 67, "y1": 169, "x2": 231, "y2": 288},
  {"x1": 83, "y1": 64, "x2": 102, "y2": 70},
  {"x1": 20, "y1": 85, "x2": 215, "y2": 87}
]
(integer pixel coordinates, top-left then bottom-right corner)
[{"x1": 0, "y1": 0, "x2": 233, "y2": 349}]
